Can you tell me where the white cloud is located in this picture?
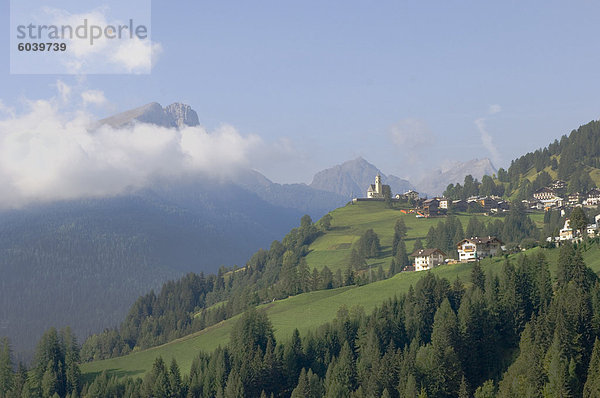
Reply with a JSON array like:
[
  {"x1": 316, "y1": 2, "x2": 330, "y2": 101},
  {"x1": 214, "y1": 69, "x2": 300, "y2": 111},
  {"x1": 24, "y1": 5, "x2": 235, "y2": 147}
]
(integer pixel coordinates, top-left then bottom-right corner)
[
  {"x1": 475, "y1": 118, "x2": 500, "y2": 165},
  {"x1": 390, "y1": 118, "x2": 435, "y2": 162},
  {"x1": 40, "y1": 6, "x2": 161, "y2": 74},
  {"x1": 488, "y1": 104, "x2": 502, "y2": 114},
  {"x1": 0, "y1": 101, "x2": 15, "y2": 117},
  {"x1": 56, "y1": 80, "x2": 72, "y2": 102},
  {"x1": 110, "y1": 38, "x2": 162, "y2": 74},
  {"x1": 0, "y1": 91, "x2": 266, "y2": 209},
  {"x1": 81, "y1": 90, "x2": 107, "y2": 106}
]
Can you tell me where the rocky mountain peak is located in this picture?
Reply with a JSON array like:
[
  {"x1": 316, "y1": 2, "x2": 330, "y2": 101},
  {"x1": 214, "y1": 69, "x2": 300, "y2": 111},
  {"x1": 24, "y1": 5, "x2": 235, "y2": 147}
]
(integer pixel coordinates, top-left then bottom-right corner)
[
  {"x1": 164, "y1": 103, "x2": 200, "y2": 128},
  {"x1": 98, "y1": 102, "x2": 200, "y2": 129}
]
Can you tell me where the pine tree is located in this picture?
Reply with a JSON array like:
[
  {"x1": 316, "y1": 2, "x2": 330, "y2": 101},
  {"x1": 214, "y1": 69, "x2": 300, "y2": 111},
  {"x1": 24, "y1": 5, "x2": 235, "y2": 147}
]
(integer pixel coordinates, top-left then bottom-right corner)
[
  {"x1": 392, "y1": 219, "x2": 408, "y2": 255},
  {"x1": 350, "y1": 248, "x2": 366, "y2": 271},
  {"x1": 0, "y1": 338, "x2": 14, "y2": 397},
  {"x1": 458, "y1": 376, "x2": 469, "y2": 398},
  {"x1": 224, "y1": 369, "x2": 244, "y2": 398},
  {"x1": 395, "y1": 238, "x2": 409, "y2": 270},
  {"x1": 325, "y1": 342, "x2": 356, "y2": 397},
  {"x1": 570, "y1": 207, "x2": 588, "y2": 236},
  {"x1": 413, "y1": 238, "x2": 424, "y2": 252},
  {"x1": 62, "y1": 327, "x2": 81, "y2": 397},
  {"x1": 557, "y1": 242, "x2": 574, "y2": 287},
  {"x1": 543, "y1": 333, "x2": 573, "y2": 398},
  {"x1": 283, "y1": 329, "x2": 304, "y2": 392},
  {"x1": 169, "y1": 358, "x2": 183, "y2": 398},
  {"x1": 471, "y1": 261, "x2": 485, "y2": 292},
  {"x1": 583, "y1": 338, "x2": 600, "y2": 398},
  {"x1": 474, "y1": 380, "x2": 496, "y2": 398},
  {"x1": 388, "y1": 259, "x2": 397, "y2": 278},
  {"x1": 291, "y1": 368, "x2": 309, "y2": 398}
]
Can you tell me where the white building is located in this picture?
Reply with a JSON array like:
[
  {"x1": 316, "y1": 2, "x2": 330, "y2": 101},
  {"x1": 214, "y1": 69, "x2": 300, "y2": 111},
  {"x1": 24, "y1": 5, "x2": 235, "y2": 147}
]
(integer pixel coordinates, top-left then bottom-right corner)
[
  {"x1": 404, "y1": 190, "x2": 420, "y2": 201},
  {"x1": 457, "y1": 237, "x2": 502, "y2": 262},
  {"x1": 411, "y1": 248, "x2": 446, "y2": 271},
  {"x1": 533, "y1": 187, "x2": 556, "y2": 201},
  {"x1": 367, "y1": 174, "x2": 384, "y2": 199},
  {"x1": 439, "y1": 198, "x2": 449, "y2": 209},
  {"x1": 559, "y1": 219, "x2": 573, "y2": 241},
  {"x1": 585, "y1": 188, "x2": 600, "y2": 206}
]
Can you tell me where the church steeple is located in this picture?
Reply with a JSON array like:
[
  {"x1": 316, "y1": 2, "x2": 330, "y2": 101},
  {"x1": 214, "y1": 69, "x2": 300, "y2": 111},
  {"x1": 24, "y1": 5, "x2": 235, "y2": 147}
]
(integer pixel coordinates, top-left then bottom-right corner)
[{"x1": 375, "y1": 174, "x2": 382, "y2": 194}]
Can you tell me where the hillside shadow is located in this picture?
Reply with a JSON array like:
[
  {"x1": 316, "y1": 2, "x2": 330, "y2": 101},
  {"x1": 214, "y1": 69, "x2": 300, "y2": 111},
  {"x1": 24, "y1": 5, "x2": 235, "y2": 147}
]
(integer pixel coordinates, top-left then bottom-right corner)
[
  {"x1": 82, "y1": 368, "x2": 146, "y2": 384},
  {"x1": 330, "y1": 226, "x2": 351, "y2": 232}
]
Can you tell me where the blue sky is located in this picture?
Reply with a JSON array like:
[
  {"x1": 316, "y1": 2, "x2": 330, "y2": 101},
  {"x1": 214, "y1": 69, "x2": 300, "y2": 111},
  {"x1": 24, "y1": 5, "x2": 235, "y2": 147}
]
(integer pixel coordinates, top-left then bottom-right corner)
[{"x1": 2, "y1": 1, "x2": 600, "y2": 185}]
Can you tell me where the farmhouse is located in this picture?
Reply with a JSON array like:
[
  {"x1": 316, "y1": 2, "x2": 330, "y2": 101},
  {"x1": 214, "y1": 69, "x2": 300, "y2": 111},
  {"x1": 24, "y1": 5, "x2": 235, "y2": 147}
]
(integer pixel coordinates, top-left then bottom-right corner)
[
  {"x1": 551, "y1": 180, "x2": 567, "y2": 192},
  {"x1": 404, "y1": 190, "x2": 420, "y2": 201},
  {"x1": 452, "y1": 200, "x2": 468, "y2": 212},
  {"x1": 478, "y1": 197, "x2": 498, "y2": 212},
  {"x1": 457, "y1": 236, "x2": 502, "y2": 262},
  {"x1": 585, "y1": 188, "x2": 600, "y2": 206},
  {"x1": 568, "y1": 192, "x2": 582, "y2": 206},
  {"x1": 422, "y1": 198, "x2": 441, "y2": 217},
  {"x1": 533, "y1": 187, "x2": 556, "y2": 201},
  {"x1": 411, "y1": 248, "x2": 446, "y2": 271}
]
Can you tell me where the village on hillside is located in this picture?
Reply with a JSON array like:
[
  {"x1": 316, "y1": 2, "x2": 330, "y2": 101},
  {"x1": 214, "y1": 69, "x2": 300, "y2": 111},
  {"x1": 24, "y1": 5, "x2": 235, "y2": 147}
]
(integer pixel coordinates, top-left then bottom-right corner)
[{"x1": 353, "y1": 174, "x2": 600, "y2": 273}]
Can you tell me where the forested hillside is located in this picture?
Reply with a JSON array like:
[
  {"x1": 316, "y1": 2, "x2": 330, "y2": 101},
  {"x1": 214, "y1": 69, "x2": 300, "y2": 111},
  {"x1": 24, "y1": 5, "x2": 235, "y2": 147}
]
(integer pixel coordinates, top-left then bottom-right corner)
[
  {"x1": 3, "y1": 242, "x2": 600, "y2": 397},
  {"x1": 71, "y1": 200, "x2": 540, "y2": 365},
  {"x1": 495, "y1": 119, "x2": 600, "y2": 198},
  {"x1": 0, "y1": 177, "x2": 302, "y2": 362}
]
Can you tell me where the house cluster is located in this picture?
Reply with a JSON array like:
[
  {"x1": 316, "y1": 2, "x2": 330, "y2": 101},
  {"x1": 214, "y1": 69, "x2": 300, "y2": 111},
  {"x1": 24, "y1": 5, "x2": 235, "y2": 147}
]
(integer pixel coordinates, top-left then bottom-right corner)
[
  {"x1": 409, "y1": 236, "x2": 503, "y2": 272},
  {"x1": 525, "y1": 180, "x2": 600, "y2": 211},
  {"x1": 546, "y1": 214, "x2": 600, "y2": 244},
  {"x1": 360, "y1": 175, "x2": 510, "y2": 217},
  {"x1": 400, "y1": 194, "x2": 509, "y2": 217}
]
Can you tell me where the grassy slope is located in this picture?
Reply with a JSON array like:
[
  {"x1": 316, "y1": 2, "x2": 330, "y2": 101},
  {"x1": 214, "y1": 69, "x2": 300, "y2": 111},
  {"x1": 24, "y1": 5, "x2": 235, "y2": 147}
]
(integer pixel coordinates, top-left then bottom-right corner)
[
  {"x1": 81, "y1": 261, "x2": 474, "y2": 381},
  {"x1": 81, "y1": 202, "x2": 577, "y2": 381},
  {"x1": 82, "y1": 243, "x2": 600, "y2": 381},
  {"x1": 305, "y1": 201, "x2": 505, "y2": 273}
]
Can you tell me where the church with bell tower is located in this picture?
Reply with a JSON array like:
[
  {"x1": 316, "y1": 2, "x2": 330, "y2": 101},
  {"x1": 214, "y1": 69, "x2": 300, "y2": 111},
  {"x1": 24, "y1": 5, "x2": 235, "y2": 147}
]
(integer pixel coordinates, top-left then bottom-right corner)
[{"x1": 367, "y1": 174, "x2": 384, "y2": 199}]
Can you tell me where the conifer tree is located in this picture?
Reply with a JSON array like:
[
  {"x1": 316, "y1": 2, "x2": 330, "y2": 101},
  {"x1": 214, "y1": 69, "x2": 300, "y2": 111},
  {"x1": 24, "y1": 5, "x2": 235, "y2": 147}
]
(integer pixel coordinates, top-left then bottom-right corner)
[
  {"x1": 388, "y1": 259, "x2": 397, "y2": 278},
  {"x1": 395, "y1": 238, "x2": 409, "y2": 270},
  {"x1": 392, "y1": 219, "x2": 408, "y2": 255},
  {"x1": 543, "y1": 333, "x2": 573, "y2": 398},
  {"x1": 413, "y1": 238, "x2": 424, "y2": 252},
  {"x1": 0, "y1": 338, "x2": 13, "y2": 397},
  {"x1": 557, "y1": 242, "x2": 574, "y2": 287},
  {"x1": 291, "y1": 368, "x2": 309, "y2": 398},
  {"x1": 458, "y1": 376, "x2": 469, "y2": 398},
  {"x1": 583, "y1": 338, "x2": 600, "y2": 398},
  {"x1": 471, "y1": 261, "x2": 485, "y2": 292},
  {"x1": 325, "y1": 342, "x2": 356, "y2": 397},
  {"x1": 474, "y1": 380, "x2": 496, "y2": 398},
  {"x1": 169, "y1": 358, "x2": 183, "y2": 398},
  {"x1": 224, "y1": 369, "x2": 244, "y2": 398}
]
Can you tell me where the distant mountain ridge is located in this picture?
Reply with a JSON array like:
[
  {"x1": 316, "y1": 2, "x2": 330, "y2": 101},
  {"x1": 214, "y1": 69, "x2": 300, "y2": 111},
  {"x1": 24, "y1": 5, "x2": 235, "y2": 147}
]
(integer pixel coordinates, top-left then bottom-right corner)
[
  {"x1": 0, "y1": 99, "x2": 506, "y2": 362},
  {"x1": 98, "y1": 102, "x2": 200, "y2": 129},
  {"x1": 310, "y1": 157, "x2": 413, "y2": 198},
  {"x1": 416, "y1": 158, "x2": 497, "y2": 196}
]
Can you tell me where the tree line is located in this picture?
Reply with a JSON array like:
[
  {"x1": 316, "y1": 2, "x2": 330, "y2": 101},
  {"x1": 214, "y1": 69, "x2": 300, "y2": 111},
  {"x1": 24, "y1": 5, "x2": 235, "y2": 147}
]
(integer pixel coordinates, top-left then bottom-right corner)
[
  {"x1": 497, "y1": 119, "x2": 600, "y2": 198},
  {"x1": 5, "y1": 241, "x2": 600, "y2": 397}
]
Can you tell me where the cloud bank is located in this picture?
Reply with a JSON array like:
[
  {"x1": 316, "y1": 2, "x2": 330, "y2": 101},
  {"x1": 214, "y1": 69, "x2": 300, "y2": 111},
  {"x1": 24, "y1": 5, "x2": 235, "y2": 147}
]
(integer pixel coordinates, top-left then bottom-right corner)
[
  {"x1": 0, "y1": 93, "x2": 265, "y2": 209},
  {"x1": 389, "y1": 118, "x2": 435, "y2": 162}
]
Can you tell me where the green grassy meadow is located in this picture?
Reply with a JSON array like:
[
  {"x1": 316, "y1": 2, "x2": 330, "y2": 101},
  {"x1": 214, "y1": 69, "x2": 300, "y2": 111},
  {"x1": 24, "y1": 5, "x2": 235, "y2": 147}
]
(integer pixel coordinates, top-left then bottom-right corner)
[
  {"x1": 305, "y1": 201, "x2": 524, "y2": 273},
  {"x1": 82, "y1": 201, "x2": 592, "y2": 381}
]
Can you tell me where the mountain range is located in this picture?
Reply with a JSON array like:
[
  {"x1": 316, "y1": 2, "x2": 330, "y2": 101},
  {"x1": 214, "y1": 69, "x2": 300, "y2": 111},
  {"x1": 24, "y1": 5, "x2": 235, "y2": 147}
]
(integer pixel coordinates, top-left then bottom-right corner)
[
  {"x1": 0, "y1": 102, "x2": 497, "y2": 361},
  {"x1": 415, "y1": 158, "x2": 498, "y2": 196}
]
